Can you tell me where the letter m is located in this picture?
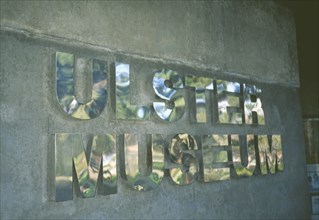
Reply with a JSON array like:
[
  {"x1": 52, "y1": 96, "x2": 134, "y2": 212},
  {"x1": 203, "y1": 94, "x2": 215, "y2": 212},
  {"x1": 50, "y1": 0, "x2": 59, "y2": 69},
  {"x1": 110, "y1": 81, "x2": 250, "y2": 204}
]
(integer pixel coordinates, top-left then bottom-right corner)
[
  {"x1": 54, "y1": 133, "x2": 117, "y2": 202},
  {"x1": 258, "y1": 135, "x2": 284, "y2": 175}
]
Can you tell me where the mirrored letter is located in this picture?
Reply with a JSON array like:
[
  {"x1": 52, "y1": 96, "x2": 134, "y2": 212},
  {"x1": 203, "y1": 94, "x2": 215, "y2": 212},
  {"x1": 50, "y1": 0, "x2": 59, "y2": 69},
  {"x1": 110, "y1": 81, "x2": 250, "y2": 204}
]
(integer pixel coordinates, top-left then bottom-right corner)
[
  {"x1": 217, "y1": 80, "x2": 242, "y2": 124},
  {"x1": 202, "y1": 134, "x2": 231, "y2": 182},
  {"x1": 258, "y1": 135, "x2": 283, "y2": 174},
  {"x1": 168, "y1": 133, "x2": 199, "y2": 185},
  {"x1": 153, "y1": 69, "x2": 185, "y2": 122},
  {"x1": 185, "y1": 75, "x2": 214, "y2": 123},
  {"x1": 54, "y1": 133, "x2": 117, "y2": 202},
  {"x1": 243, "y1": 84, "x2": 265, "y2": 124},
  {"x1": 116, "y1": 63, "x2": 150, "y2": 120},
  {"x1": 231, "y1": 134, "x2": 256, "y2": 177},
  {"x1": 55, "y1": 52, "x2": 107, "y2": 119},
  {"x1": 122, "y1": 134, "x2": 165, "y2": 191}
]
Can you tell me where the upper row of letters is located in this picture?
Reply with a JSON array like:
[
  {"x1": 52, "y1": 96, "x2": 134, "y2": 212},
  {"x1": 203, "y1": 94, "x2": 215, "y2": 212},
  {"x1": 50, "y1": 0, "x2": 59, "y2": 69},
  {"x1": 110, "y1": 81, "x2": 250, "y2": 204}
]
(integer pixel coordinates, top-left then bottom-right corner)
[{"x1": 56, "y1": 52, "x2": 265, "y2": 124}]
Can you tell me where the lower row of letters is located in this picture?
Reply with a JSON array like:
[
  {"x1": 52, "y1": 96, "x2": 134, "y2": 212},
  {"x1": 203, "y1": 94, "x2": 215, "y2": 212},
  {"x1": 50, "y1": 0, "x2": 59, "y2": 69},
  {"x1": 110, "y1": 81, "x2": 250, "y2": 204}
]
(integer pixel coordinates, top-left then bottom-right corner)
[{"x1": 54, "y1": 133, "x2": 283, "y2": 202}]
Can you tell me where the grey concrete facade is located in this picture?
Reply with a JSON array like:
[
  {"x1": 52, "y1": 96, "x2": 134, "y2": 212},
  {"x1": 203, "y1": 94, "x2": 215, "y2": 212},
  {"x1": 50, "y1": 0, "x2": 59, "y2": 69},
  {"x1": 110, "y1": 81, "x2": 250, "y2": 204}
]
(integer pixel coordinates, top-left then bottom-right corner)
[{"x1": 0, "y1": 1, "x2": 309, "y2": 219}]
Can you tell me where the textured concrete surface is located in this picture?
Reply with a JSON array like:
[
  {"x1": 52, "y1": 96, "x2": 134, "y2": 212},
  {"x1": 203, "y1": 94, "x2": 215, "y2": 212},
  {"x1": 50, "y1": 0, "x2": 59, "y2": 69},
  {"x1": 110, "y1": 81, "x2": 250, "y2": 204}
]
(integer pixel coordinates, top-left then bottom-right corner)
[
  {"x1": 0, "y1": 1, "x2": 309, "y2": 219},
  {"x1": 0, "y1": 1, "x2": 299, "y2": 87}
]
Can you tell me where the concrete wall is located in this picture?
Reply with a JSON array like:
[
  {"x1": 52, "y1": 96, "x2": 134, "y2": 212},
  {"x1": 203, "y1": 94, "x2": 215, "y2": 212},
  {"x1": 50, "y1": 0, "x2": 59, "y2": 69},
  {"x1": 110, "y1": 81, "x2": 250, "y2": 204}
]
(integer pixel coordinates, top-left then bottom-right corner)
[{"x1": 0, "y1": 1, "x2": 309, "y2": 219}]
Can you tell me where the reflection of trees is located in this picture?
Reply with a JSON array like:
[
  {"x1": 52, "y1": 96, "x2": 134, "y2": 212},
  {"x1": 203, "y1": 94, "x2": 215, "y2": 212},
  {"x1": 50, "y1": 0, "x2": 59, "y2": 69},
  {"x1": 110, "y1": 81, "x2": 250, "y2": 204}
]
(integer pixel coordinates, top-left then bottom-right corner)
[
  {"x1": 185, "y1": 76, "x2": 214, "y2": 88},
  {"x1": 217, "y1": 80, "x2": 242, "y2": 124},
  {"x1": 216, "y1": 81, "x2": 265, "y2": 124},
  {"x1": 204, "y1": 168, "x2": 230, "y2": 181},
  {"x1": 202, "y1": 135, "x2": 230, "y2": 181},
  {"x1": 116, "y1": 63, "x2": 149, "y2": 120},
  {"x1": 232, "y1": 135, "x2": 256, "y2": 177},
  {"x1": 168, "y1": 134, "x2": 199, "y2": 185},
  {"x1": 185, "y1": 75, "x2": 214, "y2": 123},
  {"x1": 73, "y1": 134, "x2": 117, "y2": 197},
  {"x1": 56, "y1": 52, "x2": 107, "y2": 119},
  {"x1": 258, "y1": 135, "x2": 283, "y2": 174},
  {"x1": 55, "y1": 134, "x2": 117, "y2": 199},
  {"x1": 123, "y1": 134, "x2": 165, "y2": 191}
]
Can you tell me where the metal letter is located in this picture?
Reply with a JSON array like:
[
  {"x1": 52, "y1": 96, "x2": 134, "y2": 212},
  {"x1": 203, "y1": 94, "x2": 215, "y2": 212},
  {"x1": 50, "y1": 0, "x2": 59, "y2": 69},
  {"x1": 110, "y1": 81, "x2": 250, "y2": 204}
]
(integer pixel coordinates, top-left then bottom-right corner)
[
  {"x1": 168, "y1": 133, "x2": 199, "y2": 185},
  {"x1": 54, "y1": 133, "x2": 117, "y2": 202},
  {"x1": 243, "y1": 84, "x2": 265, "y2": 124},
  {"x1": 258, "y1": 135, "x2": 284, "y2": 175},
  {"x1": 185, "y1": 75, "x2": 214, "y2": 123},
  {"x1": 122, "y1": 134, "x2": 165, "y2": 191},
  {"x1": 55, "y1": 52, "x2": 107, "y2": 119},
  {"x1": 116, "y1": 63, "x2": 150, "y2": 120},
  {"x1": 202, "y1": 134, "x2": 231, "y2": 182},
  {"x1": 231, "y1": 135, "x2": 256, "y2": 177},
  {"x1": 217, "y1": 80, "x2": 242, "y2": 124},
  {"x1": 153, "y1": 69, "x2": 185, "y2": 122}
]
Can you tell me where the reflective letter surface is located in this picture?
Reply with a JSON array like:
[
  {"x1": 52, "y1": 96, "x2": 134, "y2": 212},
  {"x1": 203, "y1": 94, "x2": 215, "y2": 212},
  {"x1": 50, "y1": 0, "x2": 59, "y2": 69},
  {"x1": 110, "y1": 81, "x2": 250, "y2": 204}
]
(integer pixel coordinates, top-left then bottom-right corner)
[
  {"x1": 153, "y1": 69, "x2": 185, "y2": 122},
  {"x1": 55, "y1": 133, "x2": 117, "y2": 202},
  {"x1": 168, "y1": 133, "x2": 199, "y2": 185},
  {"x1": 185, "y1": 75, "x2": 214, "y2": 123},
  {"x1": 116, "y1": 63, "x2": 150, "y2": 120},
  {"x1": 122, "y1": 134, "x2": 165, "y2": 191},
  {"x1": 243, "y1": 84, "x2": 265, "y2": 124},
  {"x1": 202, "y1": 134, "x2": 230, "y2": 182},
  {"x1": 217, "y1": 80, "x2": 242, "y2": 124},
  {"x1": 56, "y1": 52, "x2": 107, "y2": 119},
  {"x1": 258, "y1": 135, "x2": 283, "y2": 174},
  {"x1": 231, "y1": 135, "x2": 256, "y2": 177}
]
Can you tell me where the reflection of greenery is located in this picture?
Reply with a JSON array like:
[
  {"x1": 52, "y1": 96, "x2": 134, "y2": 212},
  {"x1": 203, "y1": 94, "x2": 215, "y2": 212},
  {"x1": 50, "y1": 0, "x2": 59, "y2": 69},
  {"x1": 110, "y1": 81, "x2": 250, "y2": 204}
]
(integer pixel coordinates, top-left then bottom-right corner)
[
  {"x1": 103, "y1": 176, "x2": 117, "y2": 186},
  {"x1": 232, "y1": 137, "x2": 256, "y2": 177},
  {"x1": 258, "y1": 135, "x2": 283, "y2": 174},
  {"x1": 57, "y1": 52, "x2": 74, "y2": 66},
  {"x1": 185, "y1": 75, "x2": 213, "y2": 88},
  {"x1": 124, "y1": 141, "x2": 164, "y2": 191},
  {"x1": 127, "y1": 170, "x2": 163, "y2": 191},
  {"x1": 181, "y1": 75, "x2": 214, "y2": 123},
  {"x1": 234, "y1": 167, "x2": 254, "y2": 177},
  {"x1": 74, "y1": 168, "x2": 96, "y2": 198},
  {"x1": 126, "y1": 164, "x2": 164, "y2": 190},
  {"x1": 202, "y1": 135, "x2": 231, "y2": 181},
  {"x1": 166, "y1": 93, "x2": 185, "y2": 122},
  {"x1": 93, "y1": 135, "x2": 116, "y2": 154},
  {"x1": 203, "y1": 168, "x2": 230, "y2": 182},
  {"x1": 219, "y1": 111, "x2": 242, "y2": 124},
  {"x1": 154, "y1": 69, "x2": 183, "y2": 88},
  {"x1": 116, "y1": 86, "x2": 149, "y2": 120},
  {"x1": 56, "y1": 134, "x2": 118, "y2": 199},
  {"x1": 116, "y1": 100, "x2": 149, "y2": 120},
  {"x1": 56, "y1": 52, "x2": 107, "y2": 119}
]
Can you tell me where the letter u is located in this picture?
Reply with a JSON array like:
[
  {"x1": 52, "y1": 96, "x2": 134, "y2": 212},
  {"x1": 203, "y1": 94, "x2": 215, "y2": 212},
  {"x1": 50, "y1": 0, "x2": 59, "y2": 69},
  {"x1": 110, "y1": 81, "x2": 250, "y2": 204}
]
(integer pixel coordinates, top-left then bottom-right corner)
[{"x1": 55, "y1": 52, "x2": 107, "y2": 119}]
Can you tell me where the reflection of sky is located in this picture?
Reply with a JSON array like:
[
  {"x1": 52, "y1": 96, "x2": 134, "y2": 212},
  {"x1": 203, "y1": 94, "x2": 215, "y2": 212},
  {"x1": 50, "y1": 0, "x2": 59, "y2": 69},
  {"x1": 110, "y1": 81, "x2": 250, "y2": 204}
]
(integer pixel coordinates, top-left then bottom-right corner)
[
  {"x1": 152, "y1": 70, "x2": 186, "y2": 122},
  {"x1": 228, "y1": 83, "x2": 240, "y2": 93},
  {"x1": 153, "y1": 76, "x2": 176, "y2": 100},
  {"x1": 56, "y1": 52, "x2": 107, "y2": 119},
  {"x1": 116, "y1": 63, "x2": 130, "y2": 87},
  {"x1": 102, "y1": 154, "x2": 117, "y2": 181},
  {"x1": 244, "y1": 84, "x2": 261, "y2": 98},
  {"x1": 137, "y1": 108, "x2": 146, "y2": 118},
  {"x1": 153, "y1": 102, "x2": 173, "y2": 119},
  {"x1": 169, "y1": 134, "x2": 199, "y2": 184},
  {"x1": 217, "y1": 81, "x2": 240, "y2": 94},
  {"x1": 115, "y1": 63, "x2": 150, "y2": 120},
  {"x1": 56, "y1": 57, "x2": 74, "y2": 100}
]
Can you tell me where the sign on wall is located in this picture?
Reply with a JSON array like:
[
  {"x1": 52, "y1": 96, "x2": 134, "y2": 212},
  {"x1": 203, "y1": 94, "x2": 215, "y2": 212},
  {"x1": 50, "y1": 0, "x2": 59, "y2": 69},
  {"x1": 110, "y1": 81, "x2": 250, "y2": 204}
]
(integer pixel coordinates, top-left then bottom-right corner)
[{"x1": 53, "y1": 52, "x2": 283, "y2": 202}]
